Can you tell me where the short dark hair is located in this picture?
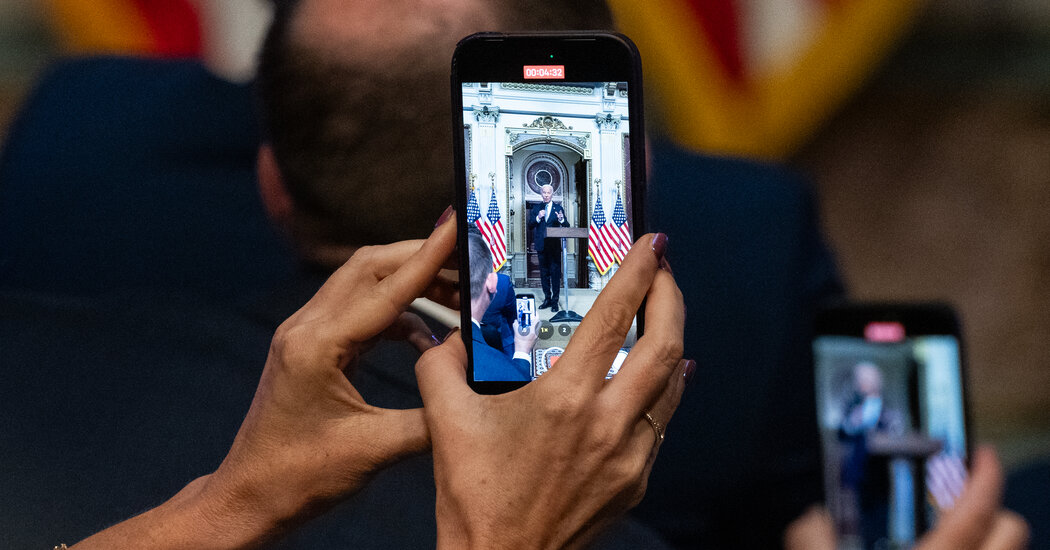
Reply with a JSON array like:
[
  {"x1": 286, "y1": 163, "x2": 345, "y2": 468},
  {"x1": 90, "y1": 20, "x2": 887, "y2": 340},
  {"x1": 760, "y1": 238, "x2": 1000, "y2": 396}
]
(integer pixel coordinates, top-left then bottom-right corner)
[
  {"x1": 256, "y1": 0, "x2": 614, "y2": 248},
  {"x1": 468, "y1": 229, "x2": 494, "y2": 301}
]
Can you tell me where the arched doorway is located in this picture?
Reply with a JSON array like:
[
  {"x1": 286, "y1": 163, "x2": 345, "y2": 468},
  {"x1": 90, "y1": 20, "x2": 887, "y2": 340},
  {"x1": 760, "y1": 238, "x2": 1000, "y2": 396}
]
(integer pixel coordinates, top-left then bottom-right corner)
[{"x1": 512, "y1": 146, "x2": 588, "y2": 289}]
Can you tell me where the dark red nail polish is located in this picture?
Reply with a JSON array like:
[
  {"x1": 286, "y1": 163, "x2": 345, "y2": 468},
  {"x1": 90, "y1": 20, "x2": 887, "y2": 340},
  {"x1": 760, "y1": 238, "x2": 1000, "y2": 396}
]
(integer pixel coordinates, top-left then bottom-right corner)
[
  {"x1": 435, "y1": 205, "x2": 455, "y2": 227},
  {"x1": 441, "y1": 327, "x2": 461, "y2": 343},
  {"x1": 651, "y1": 233, "x2": 668, "y2": 260},
  {"x1": 683, "y1": 359, "x2": 697, "y2": 385}
]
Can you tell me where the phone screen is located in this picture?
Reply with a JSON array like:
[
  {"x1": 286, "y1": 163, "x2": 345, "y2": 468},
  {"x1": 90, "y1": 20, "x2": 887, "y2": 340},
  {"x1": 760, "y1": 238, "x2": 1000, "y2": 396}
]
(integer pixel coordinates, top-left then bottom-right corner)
[
  {"x1": 814, "y1": 309, "x2": 968, "y2": 549},
  {"x1": 461, "y1": 78, "x2": 637, "y2": 384},
  {"x1": 516, "y1": 295, "x2": 535, "y2": 330}
]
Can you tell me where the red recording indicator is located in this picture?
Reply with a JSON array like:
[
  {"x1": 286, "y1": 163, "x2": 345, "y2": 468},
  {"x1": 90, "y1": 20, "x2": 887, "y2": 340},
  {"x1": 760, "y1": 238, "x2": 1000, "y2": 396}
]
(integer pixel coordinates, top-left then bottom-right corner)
[
  {"x1": 865, "y1": 321, "x2": 906, "y2": 342},
  {"x1": 523, "y1": 65, "x2": 565, "y2": 79}
]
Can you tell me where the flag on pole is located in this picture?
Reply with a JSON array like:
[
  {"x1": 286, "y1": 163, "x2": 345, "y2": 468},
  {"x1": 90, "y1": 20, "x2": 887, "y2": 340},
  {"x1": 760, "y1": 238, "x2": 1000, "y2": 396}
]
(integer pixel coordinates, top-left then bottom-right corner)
[
  {"x1": 588, "y1": 195, "x2": 615, "y2": 275},
  {"x1": 466, "y1": 186, "x2": 502, "y2": 271},
  {"x1": 485, "y1": 187, "x2": 507, "y2": 270},
  {"x1": 609, "y1": 192, "x2": 632, "y2": 262}
]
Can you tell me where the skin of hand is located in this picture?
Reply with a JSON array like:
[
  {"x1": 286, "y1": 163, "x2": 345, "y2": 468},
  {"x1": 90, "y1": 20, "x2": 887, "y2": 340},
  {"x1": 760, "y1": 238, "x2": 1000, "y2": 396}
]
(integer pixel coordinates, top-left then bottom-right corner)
[
  {"x1": 784, "y1": 447, "x2": 1030, "y2": 550},
  {"x1": 416, "y1": 233, "x2": 692, "y2": 550},
  {"x1": 72, "y1": 215, "x2": 460, "y2": 550},
  {"x1": 512, "y1": 317, "x2": 540, "y2": 355}
]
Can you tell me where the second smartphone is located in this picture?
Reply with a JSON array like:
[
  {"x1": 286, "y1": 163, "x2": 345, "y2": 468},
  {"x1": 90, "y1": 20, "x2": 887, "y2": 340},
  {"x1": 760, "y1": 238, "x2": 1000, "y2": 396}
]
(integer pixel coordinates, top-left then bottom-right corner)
[
  {"x1": 813, "y1": 303, "x2": 972, "y2": 549},
  {"x1": 451, "y1": 32, "x2": 646, "y2": 394}
]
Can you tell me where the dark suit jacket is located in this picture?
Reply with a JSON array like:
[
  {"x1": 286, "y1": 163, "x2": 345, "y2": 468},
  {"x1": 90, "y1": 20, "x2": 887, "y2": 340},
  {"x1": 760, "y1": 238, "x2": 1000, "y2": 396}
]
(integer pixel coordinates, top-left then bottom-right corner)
[
  {"x1": 527, "y1": 201, "x2": 568, "y2": 253},
  {"x1": 471, "y1": 321, "x2": 530, "y2": 381},
  {"x1": 481, "y1": 273, "x2": 516, "y2": 357}
]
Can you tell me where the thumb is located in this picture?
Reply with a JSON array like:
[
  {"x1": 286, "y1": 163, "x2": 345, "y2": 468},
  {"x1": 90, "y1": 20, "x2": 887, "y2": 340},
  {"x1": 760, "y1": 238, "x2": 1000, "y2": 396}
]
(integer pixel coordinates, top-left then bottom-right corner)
[
  {"x1": 415, "y1": 329, "x2": 472, "y2": 407},
  {"x1": 784, "y1": 506, "x2": 836, "y2": 550}
]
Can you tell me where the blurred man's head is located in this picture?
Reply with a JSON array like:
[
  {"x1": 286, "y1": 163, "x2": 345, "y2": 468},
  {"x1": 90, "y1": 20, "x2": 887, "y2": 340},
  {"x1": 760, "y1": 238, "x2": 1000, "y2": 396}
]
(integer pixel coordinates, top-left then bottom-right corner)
[
  {"x1": 852, "y1": 361, "x2": 883, "y2": 397},
  {"x1": 468, "y1": 230, "x2": 497, "y2": 319},
  {"x1": 540, "y1": 184, "x2": 554, "y2": 204},
  {"x1": 255, "y1": 0, "x2": 614, "y2": 265}
]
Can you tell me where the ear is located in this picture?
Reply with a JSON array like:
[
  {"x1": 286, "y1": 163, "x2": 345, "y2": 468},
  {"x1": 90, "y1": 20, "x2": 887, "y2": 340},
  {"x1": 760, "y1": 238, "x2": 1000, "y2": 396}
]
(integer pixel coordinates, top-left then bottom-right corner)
[
  {"x1": 485, "y1": 272, "x2": 498, "y2": 294},
  {"x1": 257, "y1": 144, "x2": 294, "y2": 229}
]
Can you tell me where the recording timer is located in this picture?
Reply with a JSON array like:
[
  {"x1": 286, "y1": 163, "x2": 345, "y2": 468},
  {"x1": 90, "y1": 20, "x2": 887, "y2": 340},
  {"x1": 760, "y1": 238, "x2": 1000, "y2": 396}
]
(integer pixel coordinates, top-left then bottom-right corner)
[{"x1": 523, "y1": 65, "x2": 565, "y2": 79}]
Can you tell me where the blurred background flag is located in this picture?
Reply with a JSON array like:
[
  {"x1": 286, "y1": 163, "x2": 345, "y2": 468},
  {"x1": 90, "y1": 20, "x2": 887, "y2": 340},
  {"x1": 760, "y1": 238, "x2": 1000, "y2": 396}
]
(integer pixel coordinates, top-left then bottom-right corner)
[
  {"x1": 40, "y1": 0, "x2": 272, "y2": 81},
  {"x1": 45, "y1": 0, "x2": 202, "y2": 57},
  {"x1": 608, "y1": 0, "x2": 921, "y2": 159}
]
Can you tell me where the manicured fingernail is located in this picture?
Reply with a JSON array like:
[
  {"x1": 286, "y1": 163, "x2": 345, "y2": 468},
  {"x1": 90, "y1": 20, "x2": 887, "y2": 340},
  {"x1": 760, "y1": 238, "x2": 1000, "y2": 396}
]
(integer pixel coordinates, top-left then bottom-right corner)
[
  {"x1": 435, "y1": 205, "x2": 455, "y2": 227},
  {"x1": 659, "y1": 256, "x2": 673, "y2": 275},
  {"x1": 683, "y1": 359, "x2": 697, "y2": 385},
  {"x1": 441, "y1": 327, "x2": 460, "y2": 343},
  {"x1": 651, "y1": 233, "x2": 668, "y2": 260}
]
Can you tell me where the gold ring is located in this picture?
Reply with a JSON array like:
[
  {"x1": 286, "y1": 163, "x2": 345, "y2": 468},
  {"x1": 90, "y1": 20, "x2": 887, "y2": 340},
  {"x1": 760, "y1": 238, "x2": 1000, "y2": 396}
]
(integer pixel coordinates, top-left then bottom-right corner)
[{"x1": 644, "y1": 412, "x2": 665, "y2": 445}]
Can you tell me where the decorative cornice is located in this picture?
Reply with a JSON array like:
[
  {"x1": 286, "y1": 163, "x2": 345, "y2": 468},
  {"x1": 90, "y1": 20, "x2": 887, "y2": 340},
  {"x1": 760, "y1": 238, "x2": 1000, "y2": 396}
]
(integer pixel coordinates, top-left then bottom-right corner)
[
  {"x1": 501, "y1": 82, "x2": 593, "y2": 95},
  {"x1": 526, "y1": 115, "x2": 569, "y2": 130}
]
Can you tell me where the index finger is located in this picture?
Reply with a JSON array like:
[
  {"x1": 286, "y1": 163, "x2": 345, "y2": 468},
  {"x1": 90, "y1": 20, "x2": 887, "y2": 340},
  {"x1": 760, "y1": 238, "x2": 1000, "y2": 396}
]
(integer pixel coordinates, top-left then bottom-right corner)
[
  {"x1": 557, "y1": 233, "x2": 667, "y2": 385},
  {"x1": 374, "y1": 214, "x2": 458, "y2": 306},
  {"x1": 606, "y1": 267, "x2": 684, "y2": 414},
  {"x1": 320, "y1": 215, "x2": 457, "y2": 341}
]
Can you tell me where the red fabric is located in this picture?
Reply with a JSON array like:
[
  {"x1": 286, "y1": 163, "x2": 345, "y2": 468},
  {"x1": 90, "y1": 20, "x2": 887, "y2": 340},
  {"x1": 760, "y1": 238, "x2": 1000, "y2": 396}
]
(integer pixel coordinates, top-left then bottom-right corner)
[{"x1": 130, "y1": 0, "x2": 202, "y2": 57}]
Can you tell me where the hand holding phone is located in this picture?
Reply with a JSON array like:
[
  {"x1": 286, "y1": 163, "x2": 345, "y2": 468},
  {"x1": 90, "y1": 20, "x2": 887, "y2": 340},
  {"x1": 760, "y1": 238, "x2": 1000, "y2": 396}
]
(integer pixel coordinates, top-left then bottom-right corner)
[
  {"x1": 416, "y1": 233, "x2": 686, "y2": 550},
  {"x1": 512, "y1": 318, "x2": 539, "y2": 355}
]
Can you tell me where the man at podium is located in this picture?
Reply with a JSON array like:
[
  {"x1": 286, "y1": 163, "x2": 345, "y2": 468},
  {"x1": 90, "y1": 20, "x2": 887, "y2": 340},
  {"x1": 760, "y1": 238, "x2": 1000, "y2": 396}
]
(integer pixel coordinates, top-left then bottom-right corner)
[{"x1": 528, "y1": 183, "x2": 569, "y2": 312}]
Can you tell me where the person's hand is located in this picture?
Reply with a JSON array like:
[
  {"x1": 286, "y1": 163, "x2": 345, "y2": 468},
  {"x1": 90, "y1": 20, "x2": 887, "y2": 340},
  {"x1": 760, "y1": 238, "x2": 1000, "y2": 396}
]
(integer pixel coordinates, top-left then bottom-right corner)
[
  {"x1": 417, "y1": 233, "x2": 693, "y2": 550},
  {"x1": 914, "y1": 447, "x2": 1029, "y2": 550},
  {"x1": 784, "y1": 447, "x2": 1030, "y2": 550},
  {"x1": 70, "y1": 213, "x2": 459, "y2": 549},
  {"x1": 513, "y1": 318, "x2": 539, "y2": 354},
  {"x1": 196, "y1": 214, "x2": 459, "y2": 545},
  {"x1": 538, "y1": 209, "x2": 546, "y2": 221},
  {"x1": 556, "y1": 210, "x2": 565, "y2": 223}
]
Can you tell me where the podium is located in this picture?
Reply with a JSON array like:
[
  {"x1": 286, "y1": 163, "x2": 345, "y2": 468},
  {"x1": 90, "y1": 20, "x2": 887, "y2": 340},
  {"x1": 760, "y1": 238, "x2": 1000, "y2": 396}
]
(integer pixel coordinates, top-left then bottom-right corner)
[
  {"x1": 867, "y1": 432, "x2": 944, "y2": 544},
  {"x1": 546, "y1": 227, "x2": 589, "y2": 323}
]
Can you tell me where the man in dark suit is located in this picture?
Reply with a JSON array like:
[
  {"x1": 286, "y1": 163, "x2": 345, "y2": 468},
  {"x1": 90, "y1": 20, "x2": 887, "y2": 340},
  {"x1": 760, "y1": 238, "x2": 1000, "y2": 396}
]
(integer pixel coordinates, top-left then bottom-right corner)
[
  {"x1": 481, "y1": 272, "x2": 517, "y2": 358},
  {"x1": 527, "y1": 184, "x2": 569, "y2": 312},
  {"x1": 468, "y1": 231, "x2": 536, "y2": 381}
]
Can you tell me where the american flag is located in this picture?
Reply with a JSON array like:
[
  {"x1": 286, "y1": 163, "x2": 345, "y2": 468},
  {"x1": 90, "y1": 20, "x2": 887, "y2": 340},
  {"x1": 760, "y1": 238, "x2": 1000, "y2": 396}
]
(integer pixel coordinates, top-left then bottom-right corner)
[
  {"x1": 926, "y1": 452, "x2": 968, "y2": 511},
  {"x1": 588, "y1": 195, "x2": 615, "y2": 275},
  {"x1": 609, "y1": 191, "x2": 632, "y2": 262},
  {"x1": 466, "y1": 186, "x2": 504, "y2": 271},
  {"x1": 484, "y1": 187, "x2": 507, "y2": 269}
]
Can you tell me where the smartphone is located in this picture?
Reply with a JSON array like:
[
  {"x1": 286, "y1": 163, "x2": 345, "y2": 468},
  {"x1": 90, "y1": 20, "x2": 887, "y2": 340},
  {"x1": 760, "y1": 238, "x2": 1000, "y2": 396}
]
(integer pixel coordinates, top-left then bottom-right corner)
[
  {"x1": 813, "y1": 303, "x2": 972, "y2": 549},
  {"x1": 452, "y1": 32, "x2": 646, "y2": 393},
  {"x1": 516, "y1": 294, "x2": 535, "y2": 330}
]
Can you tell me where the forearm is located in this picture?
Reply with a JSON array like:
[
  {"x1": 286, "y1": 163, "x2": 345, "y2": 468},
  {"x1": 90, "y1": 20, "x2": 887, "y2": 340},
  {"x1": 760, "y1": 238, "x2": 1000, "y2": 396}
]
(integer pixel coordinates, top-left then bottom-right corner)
[{"x1": 70, "y1": 475, "x2": 281, "y2": 550}]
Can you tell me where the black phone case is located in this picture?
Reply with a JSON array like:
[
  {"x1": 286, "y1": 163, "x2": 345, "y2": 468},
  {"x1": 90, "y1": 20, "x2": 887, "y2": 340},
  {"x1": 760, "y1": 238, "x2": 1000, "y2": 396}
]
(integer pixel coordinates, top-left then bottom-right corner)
[{"x1": 451, "y1": 32, "x2": 646, "y2": 394}]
